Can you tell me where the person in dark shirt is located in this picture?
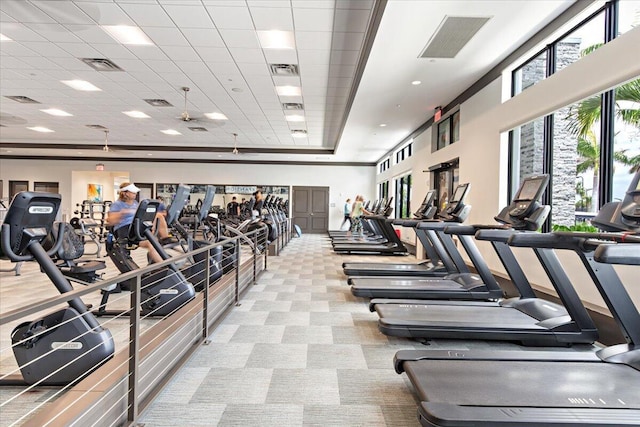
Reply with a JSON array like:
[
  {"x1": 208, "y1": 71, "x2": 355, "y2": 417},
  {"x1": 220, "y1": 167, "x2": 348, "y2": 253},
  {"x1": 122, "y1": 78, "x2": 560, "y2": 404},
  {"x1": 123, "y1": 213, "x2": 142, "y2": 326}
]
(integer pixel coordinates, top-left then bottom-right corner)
[{"x1": 227, "y1": 196, "x2": 240, "y2": 216}]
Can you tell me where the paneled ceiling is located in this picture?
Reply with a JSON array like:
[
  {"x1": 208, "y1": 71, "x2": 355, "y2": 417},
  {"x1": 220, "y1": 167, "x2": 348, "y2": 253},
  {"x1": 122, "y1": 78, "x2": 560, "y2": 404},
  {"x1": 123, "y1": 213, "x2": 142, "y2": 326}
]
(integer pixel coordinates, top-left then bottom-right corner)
[{"x1": 0, "y1": 0, "x2": 577, "y2": 164}]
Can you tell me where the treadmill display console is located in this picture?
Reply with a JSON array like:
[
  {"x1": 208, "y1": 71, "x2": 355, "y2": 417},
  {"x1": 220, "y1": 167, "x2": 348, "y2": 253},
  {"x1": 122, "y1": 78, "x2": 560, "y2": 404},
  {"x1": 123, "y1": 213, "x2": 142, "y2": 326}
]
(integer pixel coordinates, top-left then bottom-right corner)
[{"x1": 508, "y1": 176, "x2": 548, "y2": 218}]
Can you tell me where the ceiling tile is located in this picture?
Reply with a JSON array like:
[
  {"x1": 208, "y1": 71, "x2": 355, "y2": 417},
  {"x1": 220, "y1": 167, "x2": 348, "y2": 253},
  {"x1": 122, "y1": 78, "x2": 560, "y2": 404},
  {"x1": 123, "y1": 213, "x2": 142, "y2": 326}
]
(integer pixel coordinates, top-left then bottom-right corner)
[
  {"x1": 146, "y1": 59, "x2": 182, "y2": 74},
  {"x1": 207, "y1": 61, "x2": 242, "y2": 76},
  {"x1": 329, "y1": 64, "x2": 355, "y2": 78},
  {"x1": 57, "y1": 42, "x2": 104, "y2": 57},
  {"x1": 181, "y1": 28, "x2": 225, "y2": 47},
  {"x1": 0, "y1": 41, "x2": 39, "y2": 56},
  {"x1": 32, "y1": 1, "x2": 94, "y2": 24},
  {"x1": 1, "y1": 23, "x2": 48, "y2": 42},
  {"x1": 236, "y1": 62, "x2": 271, "y2": 77},
  {"x1": 272, "y1": 75, "x2": 301, "y2": 86},
  {"x1": 1, "y1": 1, "x2": 57, "y2": 24},
  {"x1": 249, "y1": 7, "x2": 294, "y2": 31},
  {"x1": 118, "y1": 3, "x2": 175, "y2": 27},
  {"x1": 219, "y1": 29, "x2": 261, "y2": 49},
  {"x1": 74, "y1": 2, "x2": 136, "y2": 26},
  {"x1": 262, "y1": 49, "x2": 298, "y2": 65},
  {"x1": 330, "y1": 49, "x2": 360, "y2": 65},
  {"x1": 292, "y1": 8, "x2": 334, "y2": 32},
  {"x1": 27, "y1": 23, "x2": 84, "y2": 43},
  {"x1": 295, "y1": 31, "x2": 332, "y2": 50},
  {"x1": 1, "y1": 11, "x2": 17, "y2": 22},
  {"x1": 206, "y1": 6, "x2": 254, "y2": 30},
  {"x1": 291, "y1": 1, "x2": 334, "y2": 9},
  {"x1": 336, "y1": 0, "x2": 375, "y2": 10},
  {"x1": 94, "y1": 43, "x2": 139, "y2": 60},
  {"x1": 229, "y1": 48, "x2": 264, "y2": 63},
  {"x1": 143, "y1": 27, "x2": 190, "y2": 46},
  {"x1": 20, "y1": 41, "x2": 74, "y2": 58},
  {"x1": 63, "y1": 25, "x2": 117, "y2": 44},
  {"x1": 126, "y1": 45, "x2": 169, "y2": 60},
  {"x1": 333, "y1": 8, "x2": 371, "y2": 33},
  {"x1": 194, "y1": 47, "x2": 234, "y2": 63},
  {"x1": 162, "y1": 5, "x2": 214, "y2": 29},
  {"x1": 176, "y1": 61, "x2": 213, "y2": 75},
  {"x1": 331, "y1": 32, "x2": 364, "y2": 50}
]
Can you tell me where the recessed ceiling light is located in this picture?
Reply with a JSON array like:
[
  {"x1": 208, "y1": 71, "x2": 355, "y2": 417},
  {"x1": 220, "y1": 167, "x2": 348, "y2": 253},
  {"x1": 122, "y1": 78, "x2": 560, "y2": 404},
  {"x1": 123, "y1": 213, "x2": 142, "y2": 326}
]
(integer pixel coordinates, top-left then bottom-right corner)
[
  {"x1": 291, "y1": 130, "x2": 307, "y2": 138},
  {"x1": 257, "y1": 30, "x2": 295, "y2": 49},
  {"x1": 231, "y1": 87, "x2": 243, "y2": 93},
  {"x1": 27, "y1": 126, "x2": 54, "y2": 133},
  {"x1": 411, "y1": 80, "x2": 421, "y2": 85},
  {"x1": 285, "y1": 115, "x2": 305, "y2": 122},
  {"x1": 61, "y1": 79, "x2": 101, "y2": 91},
  {"x1": 41, "y1": 108, "x2": 73, "y2": 117},
  {"x1": 0, "y1": 33, "x2": 12, "y2": 42},
  {"x1": 379, "y1": 123, "x2": 387, "y2": 127},
  {"x1": 102, "y1": 25, "x2": 153, "y2": 45},
  {"x1": 78, "y1": 152, "x2": 83, "y2": 154},
  {"x1": 205, "y1": 112, "x2": 228, "y2": 120},
  {"x1": 147, "y1": 153, "x2": 153, "y2": 156},
  {"x1": 123, "y1": 110, "x2": 150, "y2": 119},
  {"x1": 276, "y1": 86, "x2": 301, "y2": 97},
  {"x1": 161, "y1": 129, "x2": 181, "y2": 135}
]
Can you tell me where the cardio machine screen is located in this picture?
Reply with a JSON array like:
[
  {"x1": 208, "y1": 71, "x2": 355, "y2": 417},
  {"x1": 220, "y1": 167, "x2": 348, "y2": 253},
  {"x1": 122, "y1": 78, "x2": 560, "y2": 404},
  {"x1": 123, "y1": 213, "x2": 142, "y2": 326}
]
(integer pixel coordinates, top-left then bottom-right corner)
[
  {"x1": 451, "y1": 184, "x2": 468, "y2": 203},
  {"x1": 515, "y1": 177, "x2": 544, "y2": 201},
  {"x1": 421, "y1": 191, "x2": 436, "y2": 207}
]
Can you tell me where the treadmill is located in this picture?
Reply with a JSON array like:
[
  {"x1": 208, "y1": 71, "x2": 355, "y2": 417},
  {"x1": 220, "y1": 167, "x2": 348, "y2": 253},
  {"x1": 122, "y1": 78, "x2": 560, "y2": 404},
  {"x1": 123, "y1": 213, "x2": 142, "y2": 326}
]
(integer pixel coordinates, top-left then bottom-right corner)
[
  {"x1": 371, "y1": 175, "x2": 599, "y2": 346},
  {"x1": 351, "y1": 177, "x2": 549, "y2": 301},
  {"x1": 342, "y1": 189, "x2": 452, "y2": 276},
  {"x1": 393, "y1": 176, "x2": 640, "y2": 426},
  {"x1": 332, "y1": 214, "x2": 408, "y2": 255}
]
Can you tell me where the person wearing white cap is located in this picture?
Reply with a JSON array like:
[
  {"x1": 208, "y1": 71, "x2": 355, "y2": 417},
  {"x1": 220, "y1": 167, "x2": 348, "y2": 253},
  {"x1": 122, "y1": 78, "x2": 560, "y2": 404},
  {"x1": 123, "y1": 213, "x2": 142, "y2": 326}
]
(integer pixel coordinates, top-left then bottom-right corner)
[{"x1": 106, "y1": 182, "x2": 162, "y2": 263}]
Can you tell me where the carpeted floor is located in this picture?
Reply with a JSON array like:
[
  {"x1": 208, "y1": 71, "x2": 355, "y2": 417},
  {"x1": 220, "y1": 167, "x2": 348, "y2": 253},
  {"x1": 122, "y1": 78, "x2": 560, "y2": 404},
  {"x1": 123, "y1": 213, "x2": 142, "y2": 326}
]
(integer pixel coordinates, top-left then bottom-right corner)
[{"x1": 139, "y1": 234, "x2": 425, "y2": 426}]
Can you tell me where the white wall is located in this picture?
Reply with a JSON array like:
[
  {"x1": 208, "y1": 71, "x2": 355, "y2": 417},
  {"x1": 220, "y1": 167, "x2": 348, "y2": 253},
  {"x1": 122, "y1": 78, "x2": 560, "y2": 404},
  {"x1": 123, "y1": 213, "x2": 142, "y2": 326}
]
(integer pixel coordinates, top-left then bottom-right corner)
[{"x1": 0, "y1": 159, "x2": 376, "y2": 230}]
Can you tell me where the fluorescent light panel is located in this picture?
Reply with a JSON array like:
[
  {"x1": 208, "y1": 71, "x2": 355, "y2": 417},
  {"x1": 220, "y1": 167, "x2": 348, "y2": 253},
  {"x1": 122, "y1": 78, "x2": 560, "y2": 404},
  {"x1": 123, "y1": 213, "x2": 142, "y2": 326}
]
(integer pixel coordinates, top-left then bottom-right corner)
[
  {"x1": 123, "y1": 110, "x2": 150, "y2": 118},
  {"x1": 102, "y1": 25, "x2": 153, "y2": 45},
  {"x1": 27, "y1": 126, "x2": 54, "y2": 133},
  {"x1": 41, "y1": 108, "x2": 73, "y2": 117},
  {"x1": 204, "y1": 112, "x2": 228, "y2": 120},
  {"x1": 257, "y1": 30, "x2": 295, "y2": 49},
  {"x1": 285, "y1": 114, "x2": 305, "y2": 122},
  {"x1": 161, "y1": 129, "x2": 181, "y2": 135},
  {"x1": 61, "y1": 79, "x2": 101, "y2": 91},
  {"x1": 0, "y1": 33, "x2": 12, "y2": 41},
  {"x1": 276, "y1": 86, "x2": 301, "y2": 96}
]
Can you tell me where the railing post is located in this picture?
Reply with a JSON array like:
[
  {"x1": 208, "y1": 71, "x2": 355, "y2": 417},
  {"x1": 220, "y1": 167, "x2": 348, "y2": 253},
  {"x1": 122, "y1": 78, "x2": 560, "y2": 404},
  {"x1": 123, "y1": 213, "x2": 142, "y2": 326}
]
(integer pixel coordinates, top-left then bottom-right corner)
[
  {"x1": 202, "y1": 245, "x2": 210, "y2": 343},
  {"x1": 253, "y1": 231, "x2": 257, "y2": 284},
  {"x1": 127, "y1": 274, "x2": 141, "y2": 424},
  {"x1": 235, "y1": 237, "x2": 241, "y2": 306}
]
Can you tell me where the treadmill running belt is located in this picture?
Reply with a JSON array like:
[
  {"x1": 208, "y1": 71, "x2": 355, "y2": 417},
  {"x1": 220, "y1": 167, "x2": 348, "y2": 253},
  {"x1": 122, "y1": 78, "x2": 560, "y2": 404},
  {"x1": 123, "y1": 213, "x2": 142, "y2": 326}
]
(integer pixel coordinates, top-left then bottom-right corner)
[
  {"x1": 406, "y1": 360, "x2": 640, "y2": 408},
  {"x1": 377, "y1": 304, "x2": 550, "y2": 328}
]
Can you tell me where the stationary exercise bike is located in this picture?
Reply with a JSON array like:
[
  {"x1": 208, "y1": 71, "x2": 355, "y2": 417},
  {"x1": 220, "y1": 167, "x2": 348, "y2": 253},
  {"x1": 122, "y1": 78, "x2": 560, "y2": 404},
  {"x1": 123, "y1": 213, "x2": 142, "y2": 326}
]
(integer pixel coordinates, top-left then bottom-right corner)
[
  {"x1": 104, "y1": 199, "x2": 196, "y2": 317},
  {"x1": 1, "y1": 192, "x2": 114, "y2": 385}
]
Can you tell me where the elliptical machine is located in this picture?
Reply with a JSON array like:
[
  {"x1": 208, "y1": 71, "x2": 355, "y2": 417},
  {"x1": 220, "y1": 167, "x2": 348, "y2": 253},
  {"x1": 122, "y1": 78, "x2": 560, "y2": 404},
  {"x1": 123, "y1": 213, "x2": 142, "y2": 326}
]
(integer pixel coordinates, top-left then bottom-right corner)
[
  {"x1": 103, "y1": 200, "x2": 196, "y2": 317},
  {"x1": 1, "y1": 192, "x2": 114, "y2": 385},
  {"x1": 165, "y1": 185, "x2": 227, "y2": 290}
]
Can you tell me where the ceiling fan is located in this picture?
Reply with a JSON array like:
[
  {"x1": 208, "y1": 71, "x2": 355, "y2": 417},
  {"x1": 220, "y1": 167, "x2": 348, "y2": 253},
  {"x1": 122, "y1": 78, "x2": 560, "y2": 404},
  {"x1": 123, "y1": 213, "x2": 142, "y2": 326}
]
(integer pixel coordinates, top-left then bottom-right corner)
[
  {"x1": 232, "y1": 132, "x2": 239, "y2": 155},
  {"x1": 178, "y1": 86, "x2": 199, "y2": 122}
]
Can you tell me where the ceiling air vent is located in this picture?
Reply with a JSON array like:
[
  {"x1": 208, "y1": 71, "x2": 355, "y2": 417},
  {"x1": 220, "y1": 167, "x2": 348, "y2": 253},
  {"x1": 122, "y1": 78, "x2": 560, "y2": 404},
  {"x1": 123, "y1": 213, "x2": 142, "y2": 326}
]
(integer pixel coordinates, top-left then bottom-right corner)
[
  {"x1": 80, "y1": 58, "x2": 124, "y2": 72},
  {"x1": 5, "y1": 95, "x2": 40, "y2": 104},
  {"x1": 188, "y1": 126, "x2": 208, "y2": 132},
  {"x1": 86, "y1": 124, "x2": 108, "y2": 130},
  {"x1": 282, "y1": 103, "x2": 304, "y2": 110},
  {"x1": 270, "y1": 64, "x2": 299, "y2": 76},
  {"x1": 419, "y1": 16, "x2": 491, "y2": 59},
  {"x1": 291, "y1": 130, "x2": 307, "y2": 136},
  {"x1": 144, "y1": 99, "x2": 173, "y2": 107}
]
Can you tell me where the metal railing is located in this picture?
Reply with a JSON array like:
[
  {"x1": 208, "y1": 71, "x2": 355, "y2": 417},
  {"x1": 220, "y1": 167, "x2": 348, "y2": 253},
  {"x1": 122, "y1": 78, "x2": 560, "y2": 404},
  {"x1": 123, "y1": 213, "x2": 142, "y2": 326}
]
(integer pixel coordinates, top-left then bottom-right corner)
[{"x1": 0, "y1": 228, "x2": 270, "y2": 427}]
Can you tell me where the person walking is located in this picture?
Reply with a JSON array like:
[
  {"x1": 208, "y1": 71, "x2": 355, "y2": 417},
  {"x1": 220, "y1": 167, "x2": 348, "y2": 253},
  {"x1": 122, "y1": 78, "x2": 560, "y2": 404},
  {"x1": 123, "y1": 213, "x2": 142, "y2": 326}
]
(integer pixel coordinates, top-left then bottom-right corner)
[
  {"x1": 340, "y1": 198, "x2": 352, "y2": 230},
  {"x1": 350, "y1": 195, "x2": 371, "y2": 238}
]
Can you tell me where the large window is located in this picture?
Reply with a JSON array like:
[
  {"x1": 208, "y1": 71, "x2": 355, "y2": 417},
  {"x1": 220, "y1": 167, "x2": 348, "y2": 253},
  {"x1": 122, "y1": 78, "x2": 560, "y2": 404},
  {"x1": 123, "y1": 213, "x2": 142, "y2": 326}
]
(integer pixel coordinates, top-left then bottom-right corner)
[
  {"x1": 379, "y1": 157, "x2": 390, "y2": 173},
  {"x1": 436, "y1": 110, "x2": 460, "y2": 150},
  {"x1": 379, "y1": 180, "x2": 389, "y2": 201},
  {"x1": 395, "y1": 142, "x2": 413, "y2": 164},
  {"x1": 509, "y1": 1, "x2": 639, "y2": 229},
  {"x1": 395, "y1": 174, "x2": 412, "y2": 218}
]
